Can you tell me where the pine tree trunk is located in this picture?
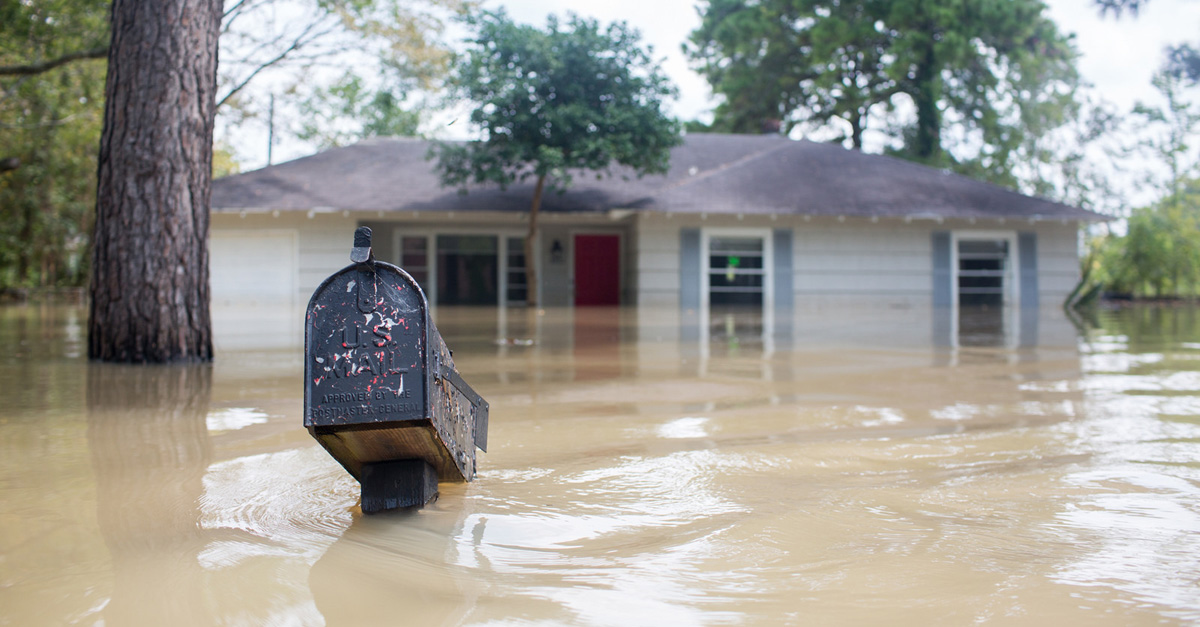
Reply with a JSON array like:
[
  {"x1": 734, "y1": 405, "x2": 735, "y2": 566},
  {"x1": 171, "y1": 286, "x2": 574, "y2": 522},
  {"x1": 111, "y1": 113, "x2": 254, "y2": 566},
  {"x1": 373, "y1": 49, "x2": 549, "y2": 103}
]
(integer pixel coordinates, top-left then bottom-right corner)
[{"x1": 88, "y1": 0, "x2": 222, "y2": 362}]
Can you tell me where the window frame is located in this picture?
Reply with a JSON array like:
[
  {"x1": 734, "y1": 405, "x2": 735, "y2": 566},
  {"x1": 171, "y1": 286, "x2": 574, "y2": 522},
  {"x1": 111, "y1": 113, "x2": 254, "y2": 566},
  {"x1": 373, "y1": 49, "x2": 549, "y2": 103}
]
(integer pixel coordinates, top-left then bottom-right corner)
[
  {"x1": 701, "y1": 227, "x2": 775, "y2": 311},
  {"x1": 393, "y1": 228, "x2": 534, "y2": 307},
  {"x1": 951, "y1": 230, "x2": 1020, "y2": 308}
]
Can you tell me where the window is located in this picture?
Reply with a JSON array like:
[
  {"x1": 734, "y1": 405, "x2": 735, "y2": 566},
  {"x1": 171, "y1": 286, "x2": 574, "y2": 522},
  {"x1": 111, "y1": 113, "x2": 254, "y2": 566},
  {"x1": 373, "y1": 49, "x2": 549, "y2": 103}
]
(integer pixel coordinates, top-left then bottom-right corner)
[
  {"x1": 505, "y1": 236, "x2": 527, "y2": 305},
  {"x1": 708, "y1": 236, "x2": 766, "y2": 307},
  {"x1": 398, "y1": 235, "x2": 430, "y2": 289},
  {"x1": 957, "y1": 239, "x2": 1008, "y2": 307},
  {"x1": 437, "y1": 235, "x2": 498, "y2": 305}
]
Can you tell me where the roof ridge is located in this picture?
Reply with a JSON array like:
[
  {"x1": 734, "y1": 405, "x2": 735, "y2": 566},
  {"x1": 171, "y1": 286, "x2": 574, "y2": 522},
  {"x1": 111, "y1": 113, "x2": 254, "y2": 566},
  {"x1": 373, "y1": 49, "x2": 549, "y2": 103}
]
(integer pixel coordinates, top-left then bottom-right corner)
[{"x1": 656, "y1": 137, "x2": 793, "y2": 195}]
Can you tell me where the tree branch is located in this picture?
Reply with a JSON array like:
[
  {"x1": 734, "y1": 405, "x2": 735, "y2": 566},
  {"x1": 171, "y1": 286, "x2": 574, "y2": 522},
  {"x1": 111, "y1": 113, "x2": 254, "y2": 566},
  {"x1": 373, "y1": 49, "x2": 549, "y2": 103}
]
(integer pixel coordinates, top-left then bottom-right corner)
[
  {"x1": 216, "y1": 18, "x2": 338, "y2": 107},
  {"x1": 1094, "y1": 0, "x2": 1146, "y2": 17},
  {"x1": 0, "y1": 47, "x2": 108, "y2": 77}
]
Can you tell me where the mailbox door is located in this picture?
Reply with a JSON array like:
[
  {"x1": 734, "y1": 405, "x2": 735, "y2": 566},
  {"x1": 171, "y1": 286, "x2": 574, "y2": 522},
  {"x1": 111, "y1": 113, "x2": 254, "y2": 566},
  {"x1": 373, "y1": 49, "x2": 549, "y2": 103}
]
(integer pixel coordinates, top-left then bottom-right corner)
[{"x1": 304, "y1": 262, "x2": 428, "y2": 428}]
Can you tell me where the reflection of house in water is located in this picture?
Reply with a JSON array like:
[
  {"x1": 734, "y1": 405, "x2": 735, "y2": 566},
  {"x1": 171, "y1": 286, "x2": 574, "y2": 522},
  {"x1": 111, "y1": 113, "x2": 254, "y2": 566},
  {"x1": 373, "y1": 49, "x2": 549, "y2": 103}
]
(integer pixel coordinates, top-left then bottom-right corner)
[{"x1": 211, "y1": 134, "x2": 1104, "y2": 347}]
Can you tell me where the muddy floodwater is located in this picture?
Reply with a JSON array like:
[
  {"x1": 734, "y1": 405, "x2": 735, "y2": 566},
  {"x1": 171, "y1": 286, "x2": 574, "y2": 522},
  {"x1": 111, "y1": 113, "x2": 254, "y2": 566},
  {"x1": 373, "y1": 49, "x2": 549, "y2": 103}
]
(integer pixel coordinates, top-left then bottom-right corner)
[{"x1": 2, "y1": 304, "x2": 1200, "y2": 625}]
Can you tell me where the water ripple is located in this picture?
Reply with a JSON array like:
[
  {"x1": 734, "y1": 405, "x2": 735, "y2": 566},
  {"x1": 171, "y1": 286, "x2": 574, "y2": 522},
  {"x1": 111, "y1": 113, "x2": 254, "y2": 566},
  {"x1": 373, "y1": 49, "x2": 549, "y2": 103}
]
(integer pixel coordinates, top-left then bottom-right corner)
[{"x1": 199, "y1": 447, "x2": 357, "y2": 569}]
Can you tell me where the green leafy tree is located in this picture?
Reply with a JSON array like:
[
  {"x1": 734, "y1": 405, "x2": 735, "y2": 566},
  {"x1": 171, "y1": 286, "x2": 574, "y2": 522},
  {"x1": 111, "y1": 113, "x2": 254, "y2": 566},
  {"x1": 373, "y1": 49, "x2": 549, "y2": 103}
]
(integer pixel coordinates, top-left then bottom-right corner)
[
  {"x1": 1014, "y1": 96, "x2": 1127, "y2": 218},
  {"x1": 217, "y1": 0, "x2": 473, "y2": 159},
  {"x1": 3, "y1": 0, "x2": 472, "y2": 167},
  {"x1": 686, "y1": 0, "x2": 895, "y2": 146},
  {"x1": 0, "y1": 0, "x2": 109, "y2": 291},
  {"x1": 296, "y1": 73, "x2": 421, "y2": 149},
  {"x1": 686, "y1": 0, "x2": 1079, "y2": 184},
  {"x1": 1089, "y1": 72, "x2": 1200, "y2": 300},
  {"x1": 431, "y1": 10, "x2": 682, "y2": 306},
  {"x1": 0, "y1": 0, "x2": 464, "y2": 295},
  {"x1": 1130, "y1": 70, "x2": 1200, "y2": 200},
  {"x1": 1094, "y1": 183, "x2": 1200, "y2": 299}
]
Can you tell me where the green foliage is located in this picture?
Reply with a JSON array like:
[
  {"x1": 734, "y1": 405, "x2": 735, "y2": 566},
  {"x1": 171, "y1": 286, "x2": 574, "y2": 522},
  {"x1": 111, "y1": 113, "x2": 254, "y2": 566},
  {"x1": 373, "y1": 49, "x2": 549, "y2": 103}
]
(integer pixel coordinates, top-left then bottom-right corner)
[
  {"x1": 296, "y1": 73, "x2": 422, "y2": 149},
  {"x1": 432, "y1": 10, "x2": 682, "y2": 193},
  {"x1": 1045, "y1": 98, "x2": 1126, "y2": 212},
  {"x1": 0, "y1": 0, "x2": 456, "y2": 294},
  {"x1": 1130, "y1": 71, "x2": 1200, "y2": 199},
  {"x1": 686, "y1": 0, "x2": 1080, "y2": 189},
  {"x1": 0, "y1": 0, "x2": 109, "y2": 291},
  {"x1": 218, "y1": 0, "x2": 473, "y2": 158},
  {"x1": 1088, "y1": 69, "x2": 1200, "y2": 300},
  {"x1": 213, "y1": 141, "x2": 243, "y2": 179},
  {"x1": 431, "y1": 9, "x2": 681, "y2": 305},
  {"x1": 1091, "y1": 181, "x2": 1200, "y2": 298}
]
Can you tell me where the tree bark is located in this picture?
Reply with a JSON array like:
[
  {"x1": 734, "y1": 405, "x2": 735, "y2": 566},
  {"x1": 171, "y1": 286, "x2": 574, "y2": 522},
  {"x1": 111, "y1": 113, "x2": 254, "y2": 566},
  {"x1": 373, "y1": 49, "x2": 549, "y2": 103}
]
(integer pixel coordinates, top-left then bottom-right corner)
[
  {"x1": 88, "y1": 0, "x2": 222, "y2": 362},
  {"x1": 524, "y1": 174, "x2": 545, "y2": 307},
  {"x1": 912, "y1": 35, "x2": 941, "y2": 164},
  {"x1": 849, "y1": 112, "x2": 864, "y2": 150}
]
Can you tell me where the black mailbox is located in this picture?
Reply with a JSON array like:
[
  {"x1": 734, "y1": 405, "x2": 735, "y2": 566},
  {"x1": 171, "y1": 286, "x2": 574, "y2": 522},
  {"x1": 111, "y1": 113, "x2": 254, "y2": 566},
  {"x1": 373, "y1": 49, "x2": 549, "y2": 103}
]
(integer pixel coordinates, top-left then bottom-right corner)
[{"x1": 304, "y1": 227, "x2": 488, "y2": 511}]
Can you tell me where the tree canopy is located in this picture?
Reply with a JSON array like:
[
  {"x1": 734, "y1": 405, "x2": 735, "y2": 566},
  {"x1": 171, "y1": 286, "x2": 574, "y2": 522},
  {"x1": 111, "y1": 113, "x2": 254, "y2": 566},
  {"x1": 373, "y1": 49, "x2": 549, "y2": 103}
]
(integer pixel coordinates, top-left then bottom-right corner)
[
  {"x1": 0, "y1": 0, "x2": 109, "y2": 291},
  {"x1": 218, "y1": 0, "x2": 474, "y2": 158},
  {"x1": 1080, "y1": 65, "x2": 1200, "y2": 301},
  {"x1": 0, "y1": 0, "x2": 469, "y2": 293},
  {"x1": 686, "y1": 0, "x2": 1080, "y2": 186},
  {"x1": 431, "y1": 10, "x2": 681, "y2": 305}
]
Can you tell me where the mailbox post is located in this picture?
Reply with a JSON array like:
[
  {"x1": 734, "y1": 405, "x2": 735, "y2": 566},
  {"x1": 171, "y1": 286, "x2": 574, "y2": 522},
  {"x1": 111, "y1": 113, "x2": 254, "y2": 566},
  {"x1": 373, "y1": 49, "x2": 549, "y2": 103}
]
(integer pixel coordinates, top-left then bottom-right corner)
[{"x1": 304, "y1": 227, "x2": 488, "y2": 512}]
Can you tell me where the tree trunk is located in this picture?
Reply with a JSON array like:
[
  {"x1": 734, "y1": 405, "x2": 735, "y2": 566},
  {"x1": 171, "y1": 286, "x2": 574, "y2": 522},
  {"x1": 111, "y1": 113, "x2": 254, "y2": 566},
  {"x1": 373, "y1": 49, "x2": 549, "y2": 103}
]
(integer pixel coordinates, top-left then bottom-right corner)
[
  {"x1": 18, "y1": 181, "x2": 35, "y2": 286},
  {"x1": 88, "y1": 0, "x2": 222, "y2": 363},
  {"x1": 524, "y1": 174, "x2": 545, "y2": 307},
  {"x1": 912, "y1": 36, "x2": 941, "y2": 164}
]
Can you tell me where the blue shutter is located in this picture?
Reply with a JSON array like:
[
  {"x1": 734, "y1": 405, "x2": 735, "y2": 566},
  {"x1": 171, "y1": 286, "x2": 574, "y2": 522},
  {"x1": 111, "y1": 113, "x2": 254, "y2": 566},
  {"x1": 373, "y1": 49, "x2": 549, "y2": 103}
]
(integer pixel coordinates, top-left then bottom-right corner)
[
  {"x1": 773, "y1": 228, "x2": 794, "y2": 312},
  {"x1": 680, "y1": 228, "x2": 701, "y2": 312},
  {"x1": 932, "y1": 231, "x2": 952, "y2": 307},
  {"x1": 1018, "y1": 232, "x2": 1038, "y2": 308}
]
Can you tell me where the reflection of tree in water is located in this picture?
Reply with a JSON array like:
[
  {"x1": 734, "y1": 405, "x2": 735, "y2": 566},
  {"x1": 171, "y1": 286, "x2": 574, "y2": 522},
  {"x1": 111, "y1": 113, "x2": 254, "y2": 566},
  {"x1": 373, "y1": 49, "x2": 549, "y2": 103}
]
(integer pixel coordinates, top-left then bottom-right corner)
[
  {"x1": 1098, "y1": 305, "x2": 1200, "y2": 350},
  {"x1": 87, "y1": 363, "x2": 213, "y2": 625}
]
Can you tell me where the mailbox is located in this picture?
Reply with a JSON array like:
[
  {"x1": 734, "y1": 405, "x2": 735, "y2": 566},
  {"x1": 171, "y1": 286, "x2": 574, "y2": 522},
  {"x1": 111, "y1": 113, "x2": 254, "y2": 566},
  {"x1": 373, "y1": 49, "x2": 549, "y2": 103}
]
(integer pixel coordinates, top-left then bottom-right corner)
[{"x1": 304, "y1": 227, "x2": 488, "y2": 511}]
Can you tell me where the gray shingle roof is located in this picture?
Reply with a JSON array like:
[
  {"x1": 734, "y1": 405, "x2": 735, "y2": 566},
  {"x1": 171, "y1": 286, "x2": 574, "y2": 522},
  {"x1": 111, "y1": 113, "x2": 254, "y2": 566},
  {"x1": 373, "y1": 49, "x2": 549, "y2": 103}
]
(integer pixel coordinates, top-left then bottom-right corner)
[{"x1": 212, "y1": 133, "x2": 1105, "y2": 221}]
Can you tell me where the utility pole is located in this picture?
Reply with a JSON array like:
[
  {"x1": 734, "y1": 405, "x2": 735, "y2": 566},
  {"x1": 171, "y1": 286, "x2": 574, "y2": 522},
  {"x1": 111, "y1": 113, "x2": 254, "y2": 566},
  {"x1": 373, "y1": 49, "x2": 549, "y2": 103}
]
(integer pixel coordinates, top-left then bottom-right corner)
[{"x1": 267, "y1": 94, "x2": 275, "y2": 166}]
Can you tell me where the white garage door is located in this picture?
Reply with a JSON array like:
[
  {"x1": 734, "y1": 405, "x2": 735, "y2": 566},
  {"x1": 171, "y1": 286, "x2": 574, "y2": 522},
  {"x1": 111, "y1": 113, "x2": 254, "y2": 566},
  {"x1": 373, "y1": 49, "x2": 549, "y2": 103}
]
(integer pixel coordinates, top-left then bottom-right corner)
[{"x1": 210, "y1": 229, "x2": 297, "y2": 305}]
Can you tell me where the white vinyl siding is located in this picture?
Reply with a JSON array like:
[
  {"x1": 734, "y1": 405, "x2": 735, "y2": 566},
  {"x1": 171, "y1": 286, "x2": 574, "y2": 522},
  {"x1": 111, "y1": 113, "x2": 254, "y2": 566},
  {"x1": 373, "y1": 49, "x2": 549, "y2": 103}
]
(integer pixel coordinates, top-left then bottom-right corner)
[
  {"x1": 210, "y1": 229, "x2": 298, "y2": 305},
  {"x1": 792, "y1": 223, "x2": 933, "y2": 305},
  {"x1": 1036, "y1": 225, "x2": 1082, "y2": 303},
  {"x1": 632, "y1": 218, "x2": 682, "y2": 306}
]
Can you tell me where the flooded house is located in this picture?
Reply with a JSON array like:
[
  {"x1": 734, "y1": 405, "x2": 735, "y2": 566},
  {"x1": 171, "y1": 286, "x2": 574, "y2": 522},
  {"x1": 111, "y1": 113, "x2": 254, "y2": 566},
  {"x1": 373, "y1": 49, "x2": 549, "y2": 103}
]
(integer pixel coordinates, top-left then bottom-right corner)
[{"x1": 210, "y1": 133, "x2": 1104, "y2": 347}]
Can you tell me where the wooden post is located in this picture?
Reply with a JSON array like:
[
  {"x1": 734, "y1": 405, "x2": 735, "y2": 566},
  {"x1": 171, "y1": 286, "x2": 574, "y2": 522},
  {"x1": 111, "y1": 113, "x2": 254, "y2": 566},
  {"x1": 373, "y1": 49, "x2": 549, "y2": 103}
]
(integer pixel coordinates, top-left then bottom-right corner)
[{"x1": 360, "y1": 459, "x2": 439, "y2": 512}]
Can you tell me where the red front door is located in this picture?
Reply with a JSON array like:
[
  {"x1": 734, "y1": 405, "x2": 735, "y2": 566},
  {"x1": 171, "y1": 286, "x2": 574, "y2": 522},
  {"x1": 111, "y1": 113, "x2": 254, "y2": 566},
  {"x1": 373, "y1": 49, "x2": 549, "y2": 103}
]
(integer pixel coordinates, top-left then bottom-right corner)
[{"x1": 574, "y1": 234, "x2": 620, "y2": 306}]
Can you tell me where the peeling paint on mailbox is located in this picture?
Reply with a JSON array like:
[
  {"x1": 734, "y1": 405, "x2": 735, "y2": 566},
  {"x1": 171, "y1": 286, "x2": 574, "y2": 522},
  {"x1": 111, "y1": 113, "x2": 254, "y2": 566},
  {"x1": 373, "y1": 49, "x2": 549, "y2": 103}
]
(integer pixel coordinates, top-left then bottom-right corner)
[
  {"x1": 305, "y1": 267, "x2": 426, "y2": 426},
  {"x1": 303, "y1": 227, "x2": 488, "y2": 511}
]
